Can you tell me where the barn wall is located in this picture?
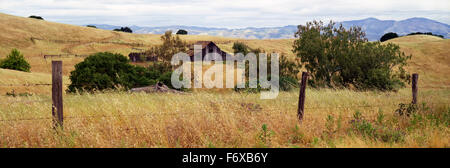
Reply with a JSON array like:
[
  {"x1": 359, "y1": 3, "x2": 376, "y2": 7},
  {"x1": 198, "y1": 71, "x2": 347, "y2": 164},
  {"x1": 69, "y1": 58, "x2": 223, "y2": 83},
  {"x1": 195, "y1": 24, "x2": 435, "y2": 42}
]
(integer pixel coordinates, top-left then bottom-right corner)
[{"x1": 203, "y1": 43, "x2": 226, "y2": 61}]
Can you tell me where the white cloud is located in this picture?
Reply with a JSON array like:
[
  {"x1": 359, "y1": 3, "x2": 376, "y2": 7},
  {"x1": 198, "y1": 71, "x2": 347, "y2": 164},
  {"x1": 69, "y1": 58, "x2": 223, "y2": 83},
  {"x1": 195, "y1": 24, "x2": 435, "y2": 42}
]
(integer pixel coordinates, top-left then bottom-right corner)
[{"x1": 0, "y1": 0, "x2": 448, "y2": 27}]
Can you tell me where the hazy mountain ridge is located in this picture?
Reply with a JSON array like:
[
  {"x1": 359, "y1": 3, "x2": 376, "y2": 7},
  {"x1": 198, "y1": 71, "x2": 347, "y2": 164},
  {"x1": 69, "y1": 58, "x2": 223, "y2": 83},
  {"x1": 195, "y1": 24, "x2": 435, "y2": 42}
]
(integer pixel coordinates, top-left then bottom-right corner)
[{"x1": 89, "y1": 18, "x2": 449, "y2": 41}]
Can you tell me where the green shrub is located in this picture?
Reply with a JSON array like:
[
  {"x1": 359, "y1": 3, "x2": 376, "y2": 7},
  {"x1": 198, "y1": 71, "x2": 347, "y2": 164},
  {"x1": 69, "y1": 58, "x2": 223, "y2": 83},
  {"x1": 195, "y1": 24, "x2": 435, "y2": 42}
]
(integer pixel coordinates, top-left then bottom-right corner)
[
  {"x1": 0, "y1": 49, "x2": 31, "y2": 72},
  {"x1": 395, "y1": 103, "x2": 419, "y2": 117},
  {"x1": 380, "y1": 32, "x2": 399, "y2": 42},
  {"x1": 232, "y1": 42, "x2": 250, "y2": 55},
  {"x1": 257, "y1": 124, "x2": 274, "y2": 147},
  {"x1": 157, "y1": 71, "x2": 173, "y2": 88},
  {"x1": 407, "y1": 32, "x2": 444, "y2": 38},
  {"x1": 293, "y1": 21, "x2": 411, "y2": 91},
  {"x1": 147, "y1": 62, "x2": 182, "y2": 89},
  {"x1": 350, "y1": 111, "x2": 404, "y2": 143},
  {"x1": 86, "y1": 25, "x2": 97, "y2": 28},
  {"x1": 29, "y1": 15, "x2": 44, "y2": 20},
  {"x1": 67, "y1": 52, "x2": 155, "y2": 92},
  {"x1": 113, "y1": 27, "x2": 132, "y2": 33},
  {"x1": 176, "y1": 29, "x2": 188, "y2": 35}
]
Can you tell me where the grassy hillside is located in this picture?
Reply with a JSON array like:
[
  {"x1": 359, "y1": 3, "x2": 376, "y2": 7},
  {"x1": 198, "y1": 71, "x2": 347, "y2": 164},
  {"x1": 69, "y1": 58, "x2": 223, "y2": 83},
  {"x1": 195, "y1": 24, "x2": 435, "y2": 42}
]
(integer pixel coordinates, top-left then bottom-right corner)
[
  {"x1": 0, "y1": 69, "x2": 70, "y2": 95},
  {"x1": 0, "y1": 12, "x2": 448, "y2": 91},
  {"x1": 384, "y1": 35, "x2": 450, "y2": 88},
  {"x1": 0, "y1": 13, "x2": 293, "y2": 75}
]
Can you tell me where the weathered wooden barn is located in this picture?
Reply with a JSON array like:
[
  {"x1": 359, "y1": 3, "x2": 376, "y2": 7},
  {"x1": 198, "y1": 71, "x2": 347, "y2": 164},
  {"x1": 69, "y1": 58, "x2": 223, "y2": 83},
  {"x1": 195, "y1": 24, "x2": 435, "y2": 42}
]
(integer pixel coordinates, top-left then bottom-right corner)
[{"x1": 187, "y1": 41, "x2": 229, "y2": 61}]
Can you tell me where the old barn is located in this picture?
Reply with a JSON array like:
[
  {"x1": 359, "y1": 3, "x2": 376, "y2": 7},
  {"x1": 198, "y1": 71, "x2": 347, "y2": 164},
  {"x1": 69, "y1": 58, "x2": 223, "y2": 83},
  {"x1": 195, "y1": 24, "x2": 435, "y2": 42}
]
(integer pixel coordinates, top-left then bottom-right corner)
[{"x1": 187, "y1": 41, "x2": 229, "y2": 61}]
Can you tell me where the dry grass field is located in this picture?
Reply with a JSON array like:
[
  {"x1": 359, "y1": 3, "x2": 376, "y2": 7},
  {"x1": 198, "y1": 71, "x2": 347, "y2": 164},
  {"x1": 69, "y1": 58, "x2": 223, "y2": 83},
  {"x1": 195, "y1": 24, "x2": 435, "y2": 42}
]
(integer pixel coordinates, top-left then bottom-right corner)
[
  {"x1": 0, "y1": 89, "x2": 448, "y2": 148},
  {"x1": 0, "y1": 13, "x2": 448, "y2": 148}
]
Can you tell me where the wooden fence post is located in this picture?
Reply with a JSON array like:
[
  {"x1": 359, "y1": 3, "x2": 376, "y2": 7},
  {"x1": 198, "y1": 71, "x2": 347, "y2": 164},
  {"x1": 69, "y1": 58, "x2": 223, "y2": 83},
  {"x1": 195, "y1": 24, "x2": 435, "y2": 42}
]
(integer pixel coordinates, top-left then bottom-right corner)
[
  {"x1": 298, "y1": 72, "x2": 309, "y2": 122},
  {"x1": 412, "y1": 73, "x2": 418, "y2": 105},
  {"x1": 52, "y1": 61, "x2": 63, "y2": 129}
]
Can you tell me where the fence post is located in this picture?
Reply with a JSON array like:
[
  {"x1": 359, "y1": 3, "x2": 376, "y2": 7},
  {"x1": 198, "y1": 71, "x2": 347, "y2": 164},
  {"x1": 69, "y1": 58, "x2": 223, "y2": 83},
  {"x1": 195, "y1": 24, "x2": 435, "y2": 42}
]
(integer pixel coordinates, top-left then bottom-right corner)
[
  {"x1": 52, "y1": 61, "x2": 63, "y2": 129},
  {"x1": 412, "y1": 73, "x2": 418, "y2": 104},
  {"x1": 298, "y1": 72, "x2": 309, "y2": 122}
]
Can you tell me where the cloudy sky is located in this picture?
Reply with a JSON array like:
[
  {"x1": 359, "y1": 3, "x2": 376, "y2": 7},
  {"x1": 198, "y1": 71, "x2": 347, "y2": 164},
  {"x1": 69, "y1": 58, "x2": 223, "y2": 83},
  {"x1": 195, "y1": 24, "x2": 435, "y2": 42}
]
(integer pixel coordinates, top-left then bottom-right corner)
[{"x1": 0, "y1": 0, "x2": 449, "y2": 28}]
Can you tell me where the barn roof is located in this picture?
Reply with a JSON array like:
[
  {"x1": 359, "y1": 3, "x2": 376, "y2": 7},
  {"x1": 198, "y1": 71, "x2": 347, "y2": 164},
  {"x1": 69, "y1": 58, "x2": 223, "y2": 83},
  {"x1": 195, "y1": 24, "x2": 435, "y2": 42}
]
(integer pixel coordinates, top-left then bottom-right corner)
[
  {"x1": 187, "y1": 41, "x2": 230, "y2": 58},
  {"x1": 188, "y1": 41, "x2": 213, "y2": 57},
  {"x1": 189, "y1": 41, "x2": 214, "y2": 50}
]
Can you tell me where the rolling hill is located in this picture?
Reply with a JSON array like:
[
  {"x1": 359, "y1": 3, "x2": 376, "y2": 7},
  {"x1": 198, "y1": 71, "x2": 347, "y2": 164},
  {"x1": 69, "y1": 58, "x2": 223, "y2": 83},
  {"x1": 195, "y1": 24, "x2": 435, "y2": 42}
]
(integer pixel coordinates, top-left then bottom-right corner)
[
  {"x1": 91, "y1": 17, "x2": 450, "y2": 41},
  {"x1": 0, "y1": 12, "x2": 448, "y2": 94},
  {"x1": 0, "y1": 12, "x2": 293, "y2": 75},
  {"x1": 384, "y1": 35, "x2": 450, "y2": 88}
]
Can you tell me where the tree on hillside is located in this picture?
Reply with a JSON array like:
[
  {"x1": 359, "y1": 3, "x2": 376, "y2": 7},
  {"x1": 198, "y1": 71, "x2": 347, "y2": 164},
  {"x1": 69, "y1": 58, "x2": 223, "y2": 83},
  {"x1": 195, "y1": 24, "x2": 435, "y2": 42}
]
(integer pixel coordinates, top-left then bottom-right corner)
[
  {"x1": 232, "y1": 41, "x2": 300, "y2": 92},
  {"x1": 407, "y1": 32, "x2": 444, "y2": 38},
  {"x1": 29, "y1": 15, "x2": 44, "y2": 20},
  {"x1": 380, "y1": 32, "x2": 399, "y2": 42},
  {"x1": 144, "y1": 31, "x2": 188, "y2": 63},
  {"x1": 232, "y1": 42, "x2": 250, "y2": 55},
  {"x1": 293, "y1": 20, "x2": 411, "y2": 91},
  {"x1": 176, "y1": 29, "x2": 188, "y2": 35},
  {"x1": 86, "y1": 25, "x2": 97, "y2": 28},
  {"x1": 0, "y1": 49, "x2": 31, "y2": 72},
  {"x1": 113, "y1": 27, "x2": 133, "y2": 33}
]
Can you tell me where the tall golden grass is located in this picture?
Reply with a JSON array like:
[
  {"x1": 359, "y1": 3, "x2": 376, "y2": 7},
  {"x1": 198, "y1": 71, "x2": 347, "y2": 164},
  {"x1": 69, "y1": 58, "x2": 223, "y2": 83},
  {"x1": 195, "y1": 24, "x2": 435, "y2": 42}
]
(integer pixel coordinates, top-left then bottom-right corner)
[{"x1": 0, "y1": 88, "x2": 448, "y2": 148}]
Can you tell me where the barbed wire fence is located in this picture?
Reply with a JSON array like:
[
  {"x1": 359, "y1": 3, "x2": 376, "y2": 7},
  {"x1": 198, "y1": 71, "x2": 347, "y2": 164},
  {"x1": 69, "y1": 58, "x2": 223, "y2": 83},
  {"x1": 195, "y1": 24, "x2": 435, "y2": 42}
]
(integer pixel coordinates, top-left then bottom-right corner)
[{"x1": 0, "y1": 64, "x2": 449, "y2": 127}]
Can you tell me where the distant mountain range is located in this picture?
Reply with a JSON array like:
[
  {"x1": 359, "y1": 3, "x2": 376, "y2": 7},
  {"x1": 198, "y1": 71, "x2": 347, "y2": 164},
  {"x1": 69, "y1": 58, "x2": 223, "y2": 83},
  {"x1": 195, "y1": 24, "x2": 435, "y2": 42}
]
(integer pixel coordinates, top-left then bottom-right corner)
[{"x1": 89, "y1": 17, "x2": 449, "y2": 41}]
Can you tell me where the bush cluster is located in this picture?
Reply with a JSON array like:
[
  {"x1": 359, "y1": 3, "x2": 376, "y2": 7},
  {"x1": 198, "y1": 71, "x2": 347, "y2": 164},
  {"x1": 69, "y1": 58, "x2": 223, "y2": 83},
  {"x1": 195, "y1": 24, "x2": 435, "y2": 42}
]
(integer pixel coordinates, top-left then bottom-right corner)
[
  {"x1": 380, "y1": 32, "x2": 399, "y2": 42},
  {"x1": 29, "y1": 15, "x2": 44, "y2": 20},
  {"x1": 407, "y1": 32, "x2": 444, "y2": 38},
  {"x1": 176, "y1": 29, "x2": 188, "y2": 35},
  {"x1": 67, "y1": 52, "x2": 173, "y2": 93},
  {"x1": 86, "y1": 25, "x2": 97, "y2": 28},
  {"x1": 380, "y1": 32, "x2": 444, "y2": 42},
  {"x1": 0, "y1": 49, "x2": 31, "y2": 72},
  {"x1": 293, "y1": 21, "x2": 411, "y2": 91},
  {"x1": 113, "y1": 27, "x2": 133, "y2": 33}
]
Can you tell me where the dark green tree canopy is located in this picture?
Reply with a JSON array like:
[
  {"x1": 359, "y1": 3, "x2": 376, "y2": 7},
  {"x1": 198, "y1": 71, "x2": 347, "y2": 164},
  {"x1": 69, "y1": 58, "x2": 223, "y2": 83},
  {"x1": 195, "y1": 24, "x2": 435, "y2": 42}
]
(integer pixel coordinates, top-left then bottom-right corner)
[
  {"x1": 67, "y1": 52, "x2": 179, "y2": 93},
  {"x1": 29, "y1": 15, "x2": 44, "y2": 20},
  {"x1": 113, "y1": 27, "x2": 133, "y2": 33},
  {"x1": 380, "y1": 32, "x2": 399, "y2": 42},
  {"x1": 0, "y1": 49, "x2": 31, "y2": 72},
  {"x1": 67, "y1": 52, "x2": 152, "y2": 92},
  {"x1": 232, "y1": 42, "x2": 250, "y2": 55},
  {"x1": 176, "y1": 29, "x2": 188, "y2": 35},
  {"x1": 86, "y1": 25, "x2": 97, "y2": 28},
  {"x1": 293, "y1": 20, "x2": 411, "y2": 91},
  {"x1": 407, "y1": 32, "x2": 444, "y2": 38}
]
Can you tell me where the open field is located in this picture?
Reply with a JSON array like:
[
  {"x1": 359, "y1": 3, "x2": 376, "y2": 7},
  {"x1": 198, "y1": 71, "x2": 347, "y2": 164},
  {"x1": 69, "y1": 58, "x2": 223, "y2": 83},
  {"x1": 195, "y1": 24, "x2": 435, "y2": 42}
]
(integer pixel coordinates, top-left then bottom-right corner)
[
  {"x1": 0, "y1": 13, "x2": 449, "y2": 148},
  {"x1": 0, "y1": 88, "x2": 448, "y2": 148},
  {"x1": 385, "y1": 35, "x2": 450, "y2": 88}
]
